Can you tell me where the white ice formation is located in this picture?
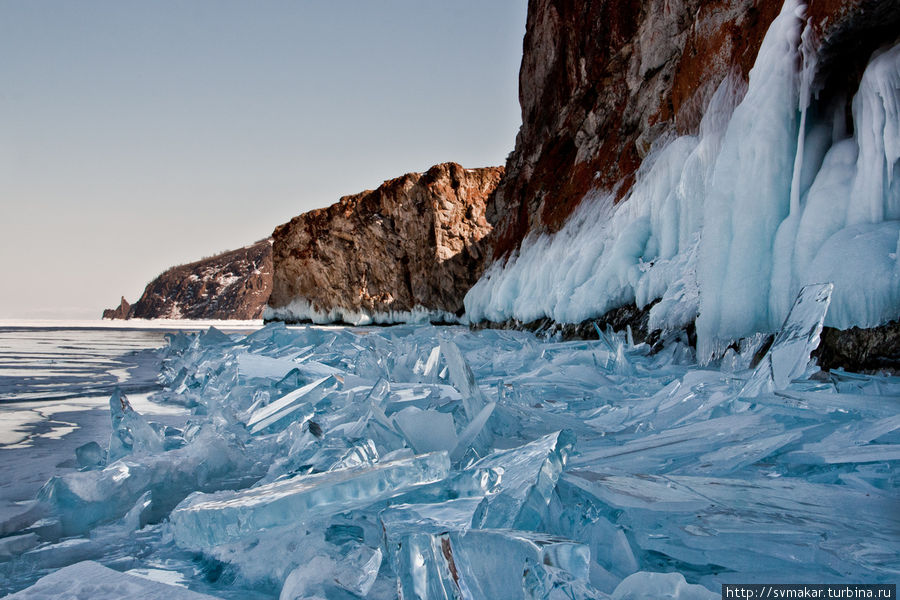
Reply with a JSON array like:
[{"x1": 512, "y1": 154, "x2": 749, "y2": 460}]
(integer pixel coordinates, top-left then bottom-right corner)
[
  {"x1": 465, "y1": 0, "x2": 900, "y2": 361},
  {"x1": 263, "y1": 298, "x2": 460, "y2": 327}
]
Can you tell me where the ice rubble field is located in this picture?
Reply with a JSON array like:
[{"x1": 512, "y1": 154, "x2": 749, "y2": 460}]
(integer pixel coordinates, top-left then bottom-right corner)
[
  {"x1": 465, "y1": 0, "x2": 900, "y2": 361},
  {"x1": 2, "y1": 285, "x2": 899, "y2": 599}
]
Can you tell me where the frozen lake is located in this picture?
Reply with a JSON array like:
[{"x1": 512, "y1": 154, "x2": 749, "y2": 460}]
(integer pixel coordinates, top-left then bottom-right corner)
[
  {"x1": 0, "y1": 320, "x2": 898, "y2": 599},
  {"x1": 0, "y1": 323, "x2": 256, "y2": 577}
]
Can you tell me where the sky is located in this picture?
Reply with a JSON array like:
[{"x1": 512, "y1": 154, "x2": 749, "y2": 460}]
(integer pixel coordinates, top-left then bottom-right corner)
[{"x1": 0, "y1": 1, "x2": 527, "y2": 319}]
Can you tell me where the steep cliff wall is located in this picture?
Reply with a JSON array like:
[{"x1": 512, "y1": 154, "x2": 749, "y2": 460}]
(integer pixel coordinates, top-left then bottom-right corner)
[
  {"x1": 266, "y1": 163, "x2": 503, "y2": 324},
  {"x1": 489, "y1": 0, "x2": 900, "y2": 257},
  {"x1": 103, "y1": 239, "x2": 272, "y2": 320},
  {"x1": 469, "y1": 0, "x2": 900, "y2": 364}
]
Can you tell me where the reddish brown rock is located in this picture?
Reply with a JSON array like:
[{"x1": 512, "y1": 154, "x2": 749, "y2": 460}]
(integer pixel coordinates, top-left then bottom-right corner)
[
  {"x1": 106, "y1": 239, "x2": 273, "y2": 320},
  {"x1": 488, "y1": 0, "x2": 900, "y2": 260},
  {"x1": 102, "y1": 297, "x2": 131, "y2": 320},
  {"x1": 267, "y1": 163, "x2": 503, "y2": 322}
]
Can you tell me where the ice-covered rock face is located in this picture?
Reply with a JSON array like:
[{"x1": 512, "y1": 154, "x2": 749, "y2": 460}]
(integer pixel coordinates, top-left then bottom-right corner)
[
  {"x1": 466, "y1": 0, "x2": 900, "y2": 361},
  {"x1": 4, "y1": 320, "x2": 897, "y2": 599}
]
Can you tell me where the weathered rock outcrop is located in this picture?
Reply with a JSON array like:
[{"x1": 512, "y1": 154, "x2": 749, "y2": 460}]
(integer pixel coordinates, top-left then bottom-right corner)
[
  {"x1": 266, "y1": 163, "x2": 503, "y2": 323},
  {"x1": 488, "y1": 0, "x2": 900, "y2": 257},
  {"x1": 102, "y1": 297, "x2": 131, "y2": 320},
  {"x1": 103, "y1": 239, "x2": 272, "y2": 320}
]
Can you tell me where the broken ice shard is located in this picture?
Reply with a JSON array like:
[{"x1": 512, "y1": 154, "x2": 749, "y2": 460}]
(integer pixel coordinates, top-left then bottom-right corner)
[
  {"x1": 245, "y1": 375, "x2": 333, "y2": 434},
  {"x1": 450, "y1": 401, "x2": 496, "y2": 463},
  {"x1": 170, "y1": 451, "x2": 450, "y2": 549},
  {"x1": 740, "y1": 283, "x2": 833, "y2": 397},
  {"x1": 75, "y1": 441, "x2": 105, "y2": 469},
  {"x1": 5, "y1": 560, "x2": 221, "y2": 599},
  {"x1": 236, "y1": 351, "x2": 303, "y2": 380},
  {"x1": 561, "y1": 470, "x2": 900, "y2": 579},
  {"x1": 394, "y1": 529, "x2": 590, "y2": 600},
  {"x1": 39, "y1": 427, "x2": 259, "y2": 536},
  {"x1": 439, "y1": 339, "x2": 486, "y2": 419},
  {"x1": 423, "y1": 344, "x2": 441, "y2": 378},
  {"x1": 392, "y1": 406, "x2": 458, "y2": 454},
  {"x1": 0, "y1": 533, "x2": 40, "y2": 561},
  {"x1": 785, "y1": 413, "x2": 900, "y2": 464},
  {"x1": 380, "y1": 497, "x2": 488, "y2": 577},
  {"x1": 280, "y1": 543, "x2": 383, "y2": 599},
  {"x1": 198, "y1": 326, "x2": 232, "y2": 347},
  {"x1": 470, "y1": 430, "x2": 574, "y2": 530},
  {"x1": 108, "y1": 389, "x2": 164, "y2": 463}
]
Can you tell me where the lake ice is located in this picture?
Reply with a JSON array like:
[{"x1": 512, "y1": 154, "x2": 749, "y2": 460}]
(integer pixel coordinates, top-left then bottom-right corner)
[{"x1": 1, "y1": 304, "x2": 897, "y2": 598}]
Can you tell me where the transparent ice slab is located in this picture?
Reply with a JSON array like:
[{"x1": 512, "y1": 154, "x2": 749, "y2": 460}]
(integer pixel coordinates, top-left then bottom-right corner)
[
  {"x1": 108, "y1": 389, "x2": 165, "y2": 463},
  {"x1": 170, "y1": 451, "x2": 450, "y2": 549},
  {"x1": 280, "y1": 542, "x2": 382, "y2": 599},
  {"x1": 562, "y1": 470, "x2": 900, "y2": 581},
  {"x1": 440, "y1": 339, "x2": 486, "y2": 419},
  {"x1": 39, "y1": 427, "x2": 261, "y2": 536},
  {"x1": 609, "y1": 571, "x2": 717, "y2": 600},
  {"x1": 392, "y1": 406, "x2": 458, "y2": 454},
  {"x1": 740, "y1": 283, "x2": 833, "y2": 397},
  {"x1": 394, "y1": 528, "x2": 591, "y2": 600},
  {"x1": 245, "y1": 375, "x2": 334, "y2": 434},
  {"x1": 470, "y1": 430, "x2": 575, "y2": 530}
]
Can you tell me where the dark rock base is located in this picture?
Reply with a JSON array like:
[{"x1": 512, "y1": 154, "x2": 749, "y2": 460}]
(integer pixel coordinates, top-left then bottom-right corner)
[
  {"x1": 472, "y1": 307, "x2": 899, "y2": 374},
  {"x1": 814, "y1": 320, "x2": 900, "y2": 373}
]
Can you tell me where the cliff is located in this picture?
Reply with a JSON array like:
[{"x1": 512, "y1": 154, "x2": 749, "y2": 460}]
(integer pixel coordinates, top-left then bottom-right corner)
[
  {"x1": 266, "y1": 163, "x2": 503, "y2": 324},
  {"x1": 488, "y1": 0, "x2": 900, "y2": 257},
  {"x1": 103, "y1": 239, "x2": 272, "y2": 320},
  {"x1": 102, "y1": 297, "x2": 131, "y2": 320},
  {"x1": 467, "y1": 0, "x2": 900, "y2": 367}
]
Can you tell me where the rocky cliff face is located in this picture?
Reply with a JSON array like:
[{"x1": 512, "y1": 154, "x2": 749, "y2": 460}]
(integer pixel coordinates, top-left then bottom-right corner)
[
  {"x1": 103, "y1": 239, "x2": 272, "y2": 320},
  {"x1": 102, "y1": 297, "x2": 131, "y2": 320},
  {"x1": 266, "y1": 163, "x2": 503, "y2": 324},
  {"x1": 489, "y1": 0, "x2": 900, "y2": 258}
]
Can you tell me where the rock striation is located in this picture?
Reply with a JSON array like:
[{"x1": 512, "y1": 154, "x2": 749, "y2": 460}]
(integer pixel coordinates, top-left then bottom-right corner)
[
  {"x1": 103, "y1": 239, "x2": 272, "y2": 320},
  {"x1": 266, "y1": 163, "x2": 503, "y2": 324}
]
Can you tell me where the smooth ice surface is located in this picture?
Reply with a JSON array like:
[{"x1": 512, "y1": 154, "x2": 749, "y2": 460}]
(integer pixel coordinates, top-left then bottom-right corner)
[
  {"x1": 464, "y1": 0, "x2": 900, "y2": 359},
  {"x1": 2, "y1": 319, "x2": 897, "y2": 598},
  {"x1": 6, "y1": 560, "x2": 221, "y2": 599}
]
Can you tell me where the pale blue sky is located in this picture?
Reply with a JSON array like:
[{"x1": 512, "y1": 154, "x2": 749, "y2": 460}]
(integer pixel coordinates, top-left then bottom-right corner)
[{"x1": 0, "y1": 1, "x2": 527, "y2": 319}]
